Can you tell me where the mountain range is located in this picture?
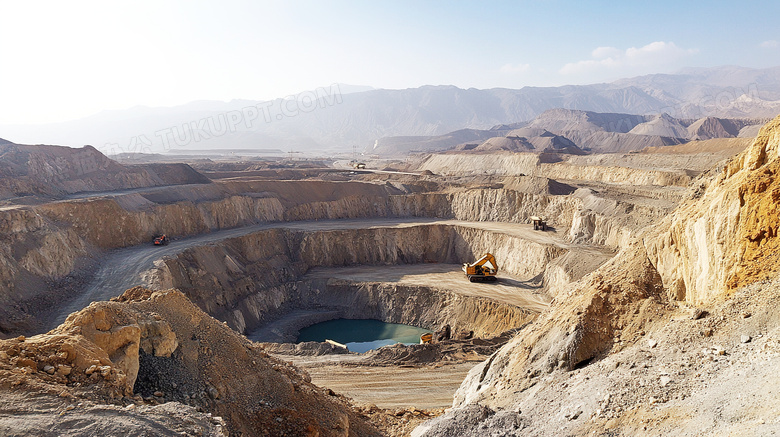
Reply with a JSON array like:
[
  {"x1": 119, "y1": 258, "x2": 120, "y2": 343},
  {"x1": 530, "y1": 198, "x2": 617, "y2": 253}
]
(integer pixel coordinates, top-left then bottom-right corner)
[
  {"x1": 372, "y1": 109, "x2": 767, "y2": 156},
  {"x1": 1, "y1": 66, "x2": 779, "y2": 156}
]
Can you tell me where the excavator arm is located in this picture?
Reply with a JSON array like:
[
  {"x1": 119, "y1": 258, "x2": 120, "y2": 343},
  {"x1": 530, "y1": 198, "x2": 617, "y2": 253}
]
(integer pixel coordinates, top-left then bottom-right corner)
[{"x1": 462, "y1": 253, "x2": 498, "y2": 282}]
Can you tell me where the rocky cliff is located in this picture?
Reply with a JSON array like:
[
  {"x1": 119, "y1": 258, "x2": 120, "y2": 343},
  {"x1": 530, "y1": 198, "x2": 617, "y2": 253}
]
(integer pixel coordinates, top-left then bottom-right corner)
[
  {"x1": 415, "y1": 114, "x2": 780, "y2": 435},
  {"x1": 647, "y1": 115, "x2": 780, "y2": 304},
  {"x1": 151, "y1": 224, "x2": 568, "y2": 335}
]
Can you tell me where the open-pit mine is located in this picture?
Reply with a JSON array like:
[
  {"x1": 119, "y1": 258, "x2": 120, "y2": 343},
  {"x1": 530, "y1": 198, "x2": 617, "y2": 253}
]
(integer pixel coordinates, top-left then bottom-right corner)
[{"x1": 2, "y1": 113, "x2": 780, "y2": 436}]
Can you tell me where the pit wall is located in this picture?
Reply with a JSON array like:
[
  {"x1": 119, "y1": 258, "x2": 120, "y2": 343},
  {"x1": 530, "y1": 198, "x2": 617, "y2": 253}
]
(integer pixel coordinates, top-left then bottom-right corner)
[
  {"x1": 240, "y1": 279, "x2": 536, "y2": 341},
  {"x1": 390, "y1": 190, "x2": 579, "y2": 228},
  {"x1": 33, "y1": 182, "x2": 582, "y2": 251},
  {"x1": 0, "y1": 182, "x2": 583, "y2": 296},
  {"x1": 153, "y1": 224, "x2": 565, "y2": 335},
  {"x1": 0, "y1": 208, "x2": 89, "y2": 334},
  {"x1": 0, "y1": 208, "x2": 86, "y2": 282},
  {"x1": 565, "y1": 188, "x2": 674, "y2": 248},
  {"x1": 417, "y1": 153, "x2": 693, "y2": 186},
  {"x1": 36, "y1": 196, "x2": 286, "y2": 249},
  {"x1": 0, "y1": 178, "x2": 642, "y2": 335}
]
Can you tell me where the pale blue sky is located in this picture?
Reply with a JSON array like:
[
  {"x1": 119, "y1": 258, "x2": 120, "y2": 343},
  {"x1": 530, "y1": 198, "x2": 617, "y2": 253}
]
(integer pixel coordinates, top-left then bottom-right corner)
[{"x1": 0, "y1": 0, "x2": 778, "y2": 123}]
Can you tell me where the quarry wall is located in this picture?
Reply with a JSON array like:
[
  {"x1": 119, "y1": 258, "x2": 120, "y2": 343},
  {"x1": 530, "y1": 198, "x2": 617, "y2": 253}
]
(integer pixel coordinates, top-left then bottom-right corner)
[
  {"x1": 151, "y1": 224, "x2": 564, "y2": 335},
  {"x1": 239, "y1": 279, "x2": 536, "y2": 341},
  {"x1": 417, "y1": 153, "x2": 693, "y2": 186},
  {"x1": 0, "y1": 173, "x2": 659, "y2": 336}
]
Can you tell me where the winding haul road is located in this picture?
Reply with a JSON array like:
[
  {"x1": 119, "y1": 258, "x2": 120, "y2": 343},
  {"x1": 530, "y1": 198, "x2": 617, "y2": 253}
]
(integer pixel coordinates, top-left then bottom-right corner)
[
  {"x1": 43, "y1": 214, "x2": 613, "y2": 411},
  {"x1": 49, "y1": 217, "x2": 429, "y2": 329},
  {"x1": 48, "y1": 216, "x2": 607, "y2": 331}
]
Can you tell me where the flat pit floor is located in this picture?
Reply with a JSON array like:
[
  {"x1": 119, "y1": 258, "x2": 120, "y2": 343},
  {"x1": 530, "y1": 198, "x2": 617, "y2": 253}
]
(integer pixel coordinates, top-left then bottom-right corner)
[
  {"x1": 250, "y1": 263, "x2": 550, "y2": 343},
  {"x1": 288, "y1": 354, "x2": 478, "y2": 410},
  {"x1": 306, "y1": 263, "x2": 551, "y2": 312}
]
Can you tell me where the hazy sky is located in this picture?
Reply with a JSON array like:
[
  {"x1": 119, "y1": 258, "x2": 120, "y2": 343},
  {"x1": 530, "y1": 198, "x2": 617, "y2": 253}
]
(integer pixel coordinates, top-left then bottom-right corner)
[{"x1": 1, "y1": 0, "x2": 778, "y2": 124}]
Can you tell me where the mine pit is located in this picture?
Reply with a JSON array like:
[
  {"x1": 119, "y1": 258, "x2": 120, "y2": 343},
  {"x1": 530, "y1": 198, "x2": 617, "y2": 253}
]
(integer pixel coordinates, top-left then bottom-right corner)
[
  {"x1": 178, "y1": 216, "x2": 605, "y2": 409},
  {"x1": 0, "y1": 53, "x2": 777, "y2": 436},
  {"x1": 4, "y1": 172, "x2": 623, "y2": 411},
  {"x1": 2, "y1": 131, "x2": 755, "y2": 435}
]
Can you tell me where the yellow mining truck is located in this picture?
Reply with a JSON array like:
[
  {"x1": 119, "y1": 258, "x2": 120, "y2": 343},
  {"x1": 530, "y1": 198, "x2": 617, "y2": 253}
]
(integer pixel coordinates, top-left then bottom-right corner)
[{"x1": 462, "y1": 253, "x2": 498, "y2": 282}]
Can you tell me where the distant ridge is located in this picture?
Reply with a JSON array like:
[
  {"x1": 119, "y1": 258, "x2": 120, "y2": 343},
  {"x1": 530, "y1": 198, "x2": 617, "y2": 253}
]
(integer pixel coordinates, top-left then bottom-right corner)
[
  {"x1": 0, "y1": 143, "x2": 210, "y2": 200},
  {"x1": 1, "y1": 66, "x2": 779, "y2": 154},
  {"x1": 372, "y1": 109, "x2": 770, "y2": 156}
]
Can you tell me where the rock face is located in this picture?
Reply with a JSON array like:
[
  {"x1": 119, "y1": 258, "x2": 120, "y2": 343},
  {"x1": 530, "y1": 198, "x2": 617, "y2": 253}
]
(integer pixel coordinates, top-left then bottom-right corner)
[
  {"x1": 646, "y1": 115, "x2": 780, "y2": 304},
  {"x1": 0, "y1": 289, "x2": 180, "y2": 395},
  {"x1": 0, "y1": 207, "x2": 91, "y2": 334},
  {"x1": 153, "y1": 224, "x2": 566, "y2": 335},
  {"x1": 415, "y1": 115, "x2": 780, "y2": 435},
  {"x1": 0, "y1": 287, "x2": 381, "y2": 436},
  {"x1": 71, "y1": 302, "x2": 178, "y2": 391},
  {"x1": 4, "y1": 175, "x2": 629, "y2": 336},
  {"x1": 0, "y1": 142, "x2": 208, "y2": 199}
]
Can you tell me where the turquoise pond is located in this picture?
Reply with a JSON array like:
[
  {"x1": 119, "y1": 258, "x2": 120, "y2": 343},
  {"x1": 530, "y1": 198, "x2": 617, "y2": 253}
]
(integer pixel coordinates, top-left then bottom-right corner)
[{"x1": 296, "y1": 319, "x2": 431, "y2": 353}]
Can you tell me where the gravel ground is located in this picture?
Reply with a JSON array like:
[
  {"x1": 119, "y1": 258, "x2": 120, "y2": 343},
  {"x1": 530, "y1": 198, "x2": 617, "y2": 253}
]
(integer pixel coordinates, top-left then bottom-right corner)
[{"x1": 415, "y1": 276, "x2": 780, "y2": 436}]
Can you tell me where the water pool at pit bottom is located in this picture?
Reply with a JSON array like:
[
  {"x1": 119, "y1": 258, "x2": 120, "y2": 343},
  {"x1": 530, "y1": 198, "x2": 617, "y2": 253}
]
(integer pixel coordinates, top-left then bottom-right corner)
[{"x1": 296, "y1": 319, "x2": 432, "y2": 353}]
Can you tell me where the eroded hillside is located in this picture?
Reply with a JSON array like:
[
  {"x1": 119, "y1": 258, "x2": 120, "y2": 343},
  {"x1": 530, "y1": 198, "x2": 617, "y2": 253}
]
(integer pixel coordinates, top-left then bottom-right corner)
[
  {"x1": 0, "y1": 142, "x2": 209, "y2": 200},
  {"x1": 414, "y1": 115, "x2": 780, "y2": 436},
  {"x1": 0, "y1": 287, "x2": 382, "y2": 436}
]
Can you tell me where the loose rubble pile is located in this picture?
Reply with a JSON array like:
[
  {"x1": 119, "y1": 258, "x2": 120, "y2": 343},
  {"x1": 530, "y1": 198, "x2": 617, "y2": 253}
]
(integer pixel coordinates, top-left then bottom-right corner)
[{"x1": 0, "y1": 287, "x2": 382, "y2": 436}]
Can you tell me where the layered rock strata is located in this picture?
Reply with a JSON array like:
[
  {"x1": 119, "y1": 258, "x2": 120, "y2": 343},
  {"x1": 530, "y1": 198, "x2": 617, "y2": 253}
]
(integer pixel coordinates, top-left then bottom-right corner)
[{"x1": 413, "y1": 116, "x2": 780, "y2": 435}]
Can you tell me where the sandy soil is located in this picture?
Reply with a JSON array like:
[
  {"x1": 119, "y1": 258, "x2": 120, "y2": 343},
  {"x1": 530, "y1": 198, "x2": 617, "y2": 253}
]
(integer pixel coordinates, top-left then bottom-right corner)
[
  {"x1": 301, "y1": 359, "x2": 476, "y2": 410},
  {"x1": 305, "y1": 264, "x2": 550, "y2": 312},
  {"x1": 419, "y1": 278, "x2": 780, "y2": 436}
]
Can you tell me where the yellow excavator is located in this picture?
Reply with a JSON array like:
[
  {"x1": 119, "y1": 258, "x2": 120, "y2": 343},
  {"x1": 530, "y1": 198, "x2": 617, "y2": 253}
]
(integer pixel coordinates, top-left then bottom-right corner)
[{"x1": 462, "y1": 253, "x2": 498, "y2": 282}]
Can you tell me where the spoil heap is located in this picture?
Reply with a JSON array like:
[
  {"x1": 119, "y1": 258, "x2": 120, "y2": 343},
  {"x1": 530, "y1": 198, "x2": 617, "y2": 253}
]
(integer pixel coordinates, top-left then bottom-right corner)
[{"x1": 0, "y1": 287, "x2": 380, "y2": 436}]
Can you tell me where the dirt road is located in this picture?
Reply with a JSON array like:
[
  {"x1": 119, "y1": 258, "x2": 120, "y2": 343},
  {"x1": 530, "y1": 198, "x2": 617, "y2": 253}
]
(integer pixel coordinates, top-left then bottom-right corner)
[
  {"x1": 305, "y1": 263, "x2": 551, "y2": 312},
  {"x1": 291, "y1": 354, "x2": 477, "y2": 409},
  {"x1": 46, "y1": 218, "x2": 573, "y2": 331}
]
